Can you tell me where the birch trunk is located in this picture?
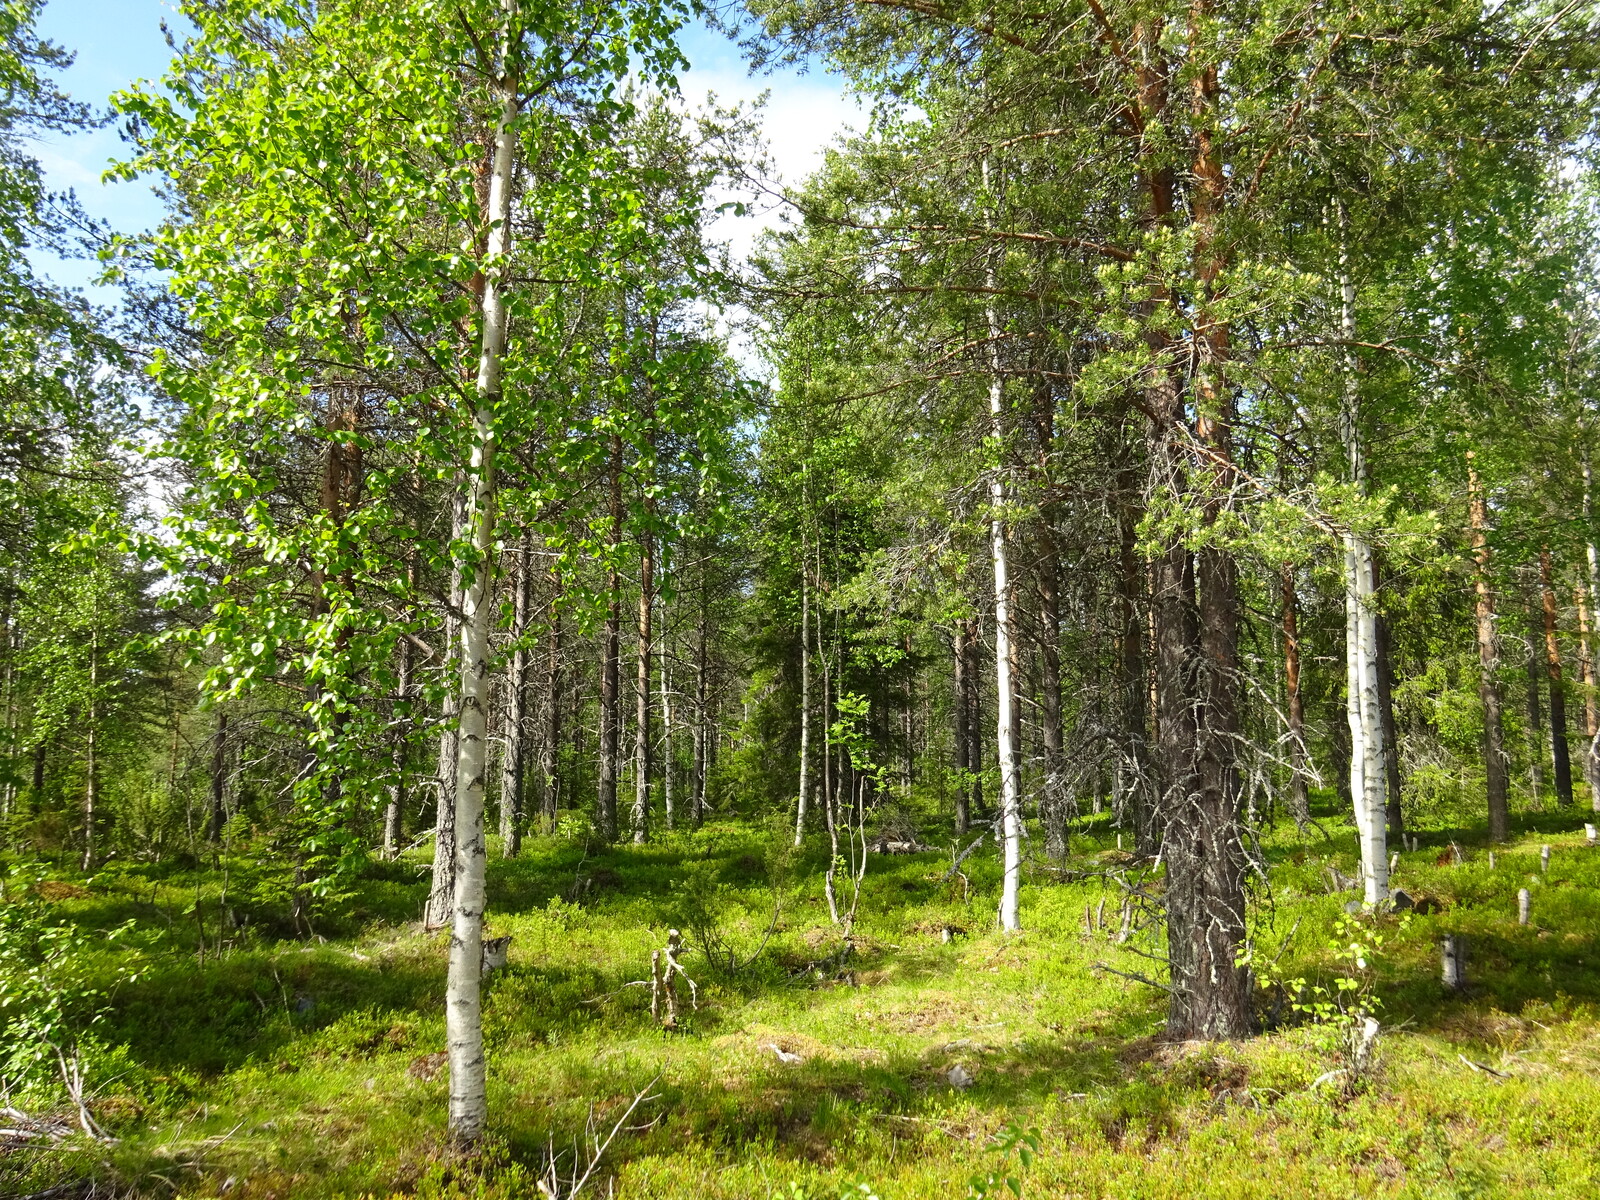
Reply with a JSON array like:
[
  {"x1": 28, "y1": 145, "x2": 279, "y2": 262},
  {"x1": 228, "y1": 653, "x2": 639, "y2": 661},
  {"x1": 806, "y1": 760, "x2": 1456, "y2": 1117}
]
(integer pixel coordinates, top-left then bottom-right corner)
[
  {"x1": 1467, "y1": 453, "x2": 1510, "y2": 842},
  {"x1": 446, "y1": 74, "x2": 515, "y2": 1147},
  {"x1": 499, "y1": 530, "x2": 531, "y2": 855},
  {"x1": 1586, "y1": 458, "x2": 1600, "y2": 808},
  {"x1": 633, "y1": 536, "x2": 653, "y2": 844},
  {"x1": 1540, "y1": 548, "x2": 1573, "y2": 807},
  {"x1": 983, "y1": 157, "x2": 1022, "y2": 934},
  {"x1": 795, "y1": 556, "x2": 810, "y2": 846},
  {"x1": 1337, "y1": 207, "x2": 1388, "y2": 904},
  {"x1": 80, "y1": 641, "x2": 97, "y2": 872},
  {"x1": 1575, "y1": 581, "x2": 1600, "y2": 810}
]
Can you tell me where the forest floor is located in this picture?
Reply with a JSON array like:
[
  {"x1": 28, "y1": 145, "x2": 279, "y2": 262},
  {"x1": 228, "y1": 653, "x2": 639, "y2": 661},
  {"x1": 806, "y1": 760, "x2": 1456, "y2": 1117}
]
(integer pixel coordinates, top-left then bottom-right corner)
[{"x1": 5, "y1": 798, "x2": 1600, "y2": 1200}]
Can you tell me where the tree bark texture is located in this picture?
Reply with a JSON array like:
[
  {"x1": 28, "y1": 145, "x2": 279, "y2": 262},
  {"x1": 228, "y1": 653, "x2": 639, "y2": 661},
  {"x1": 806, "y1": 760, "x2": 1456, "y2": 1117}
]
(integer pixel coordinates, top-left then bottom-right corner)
[
  {"x1": 499, "y1": 529, "x2": 531, "y2": 855},
  {"x1": 209, "y1": 712, "x2": 229, "y2": 843},
  {"x1": 1540, "y1": 547, "x2": 1573, "y2": 807},
  {"x1": 983, "y1": 155, "x2": 1022, "y2": 934},
  {"x1": 633, "y1": 533, "x2": 653, "y2": 844},
  {"x1": 1468, "y1": 454, "x2": 1510, "y2": 842},
  {"x1": 446, "y1": 76, "x2": 515, "y2": 1147},
  {"x1": 597, "y1": 433, "x2": 623, "y2": 842},
  {"x1": 539, "y1": 587, "x2": 564, "y2": 832},
  {"x1": 796, "y1": 557, "x2": 811, "y2": 845},
  {"x1": 1575, "y1": 581, "x2": 1600, "y2": 810},
  {"x1": 1281, "y1": 566, "x2": 1310, "y2": 828}
]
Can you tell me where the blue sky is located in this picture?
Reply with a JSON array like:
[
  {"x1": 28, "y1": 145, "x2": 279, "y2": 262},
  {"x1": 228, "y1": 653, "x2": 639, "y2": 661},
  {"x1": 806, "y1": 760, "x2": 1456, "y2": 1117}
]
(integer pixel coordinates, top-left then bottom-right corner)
[{"x1": 27, "y1": 1, "x2": 862, "y2": 307}]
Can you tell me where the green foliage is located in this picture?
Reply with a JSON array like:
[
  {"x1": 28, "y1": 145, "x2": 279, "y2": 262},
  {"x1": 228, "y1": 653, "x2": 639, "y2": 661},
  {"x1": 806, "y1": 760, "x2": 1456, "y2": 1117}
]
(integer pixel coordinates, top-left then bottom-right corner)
[
  {"x1": 0, "y1": 862, "x2": 137, "y2": 1099},
  {"x1": 967, "y1": 1122, "x2": 1041, "y2": 1199}
]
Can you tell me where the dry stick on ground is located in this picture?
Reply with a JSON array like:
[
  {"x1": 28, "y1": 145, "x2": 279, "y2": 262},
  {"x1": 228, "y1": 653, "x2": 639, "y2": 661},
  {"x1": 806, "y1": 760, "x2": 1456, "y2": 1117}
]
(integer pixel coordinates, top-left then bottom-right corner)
[{"x1": 537, "y1": 1076, "x2": 662, "y2": 1200}]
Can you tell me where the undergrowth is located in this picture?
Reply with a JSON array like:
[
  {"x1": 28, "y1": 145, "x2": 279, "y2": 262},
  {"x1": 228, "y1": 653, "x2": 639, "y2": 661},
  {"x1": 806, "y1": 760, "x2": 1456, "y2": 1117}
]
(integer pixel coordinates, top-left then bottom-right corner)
[{"x1": 3, "y1": 794, "x2": 1599, "y2": 1199}]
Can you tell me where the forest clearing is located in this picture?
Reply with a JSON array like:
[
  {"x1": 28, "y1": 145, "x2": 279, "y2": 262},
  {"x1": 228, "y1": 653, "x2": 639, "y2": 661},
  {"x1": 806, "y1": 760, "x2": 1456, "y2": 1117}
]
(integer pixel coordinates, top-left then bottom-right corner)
[{"x1": 4, "y1": 0, "x2": 1600, "y2": 1196}]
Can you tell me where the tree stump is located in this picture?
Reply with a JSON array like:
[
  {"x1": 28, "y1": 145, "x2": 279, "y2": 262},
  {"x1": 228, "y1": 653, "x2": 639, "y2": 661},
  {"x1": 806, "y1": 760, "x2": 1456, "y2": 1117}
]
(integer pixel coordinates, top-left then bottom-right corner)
[
  {"x1": 1441, "y1": 935, "x2": 1467, "y2": 992},
  {"x1": 650, "y1": 928, "x2": 698, "y2": 1029}
]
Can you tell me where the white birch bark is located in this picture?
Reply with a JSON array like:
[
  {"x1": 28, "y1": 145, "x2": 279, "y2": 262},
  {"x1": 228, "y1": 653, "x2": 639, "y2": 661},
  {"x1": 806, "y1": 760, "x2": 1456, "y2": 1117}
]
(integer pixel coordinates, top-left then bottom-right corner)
[
  {"x1": 447, "y1": 71, "x2": 516, "y2": 1147},
  {"x1": 1585, "y1": 458, "x2": 1600, "y2": 810},
  {"x1": 984, "y1": 156, "x2": 1022, "y2": 933},
  {"x1": 1338, "y1": 204, "x2": 1387, "y2": 904},
  {"x1": 795, "y1": 535, "x2": 810, "y2": 847}
]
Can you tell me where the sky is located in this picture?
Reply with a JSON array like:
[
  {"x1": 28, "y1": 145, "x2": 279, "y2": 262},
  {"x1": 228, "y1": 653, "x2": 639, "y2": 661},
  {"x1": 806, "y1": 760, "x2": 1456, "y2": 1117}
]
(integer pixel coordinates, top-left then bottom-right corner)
[{"x1": 27, "y1": 0, "x2": 865, "y2": 323}]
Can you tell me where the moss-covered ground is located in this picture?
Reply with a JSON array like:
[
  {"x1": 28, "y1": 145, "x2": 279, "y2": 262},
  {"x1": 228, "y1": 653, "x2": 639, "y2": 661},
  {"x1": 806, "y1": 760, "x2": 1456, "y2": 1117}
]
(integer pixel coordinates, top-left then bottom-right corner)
[{"x1": 6, "y1": 799, "x2": 1600, "y2": 1199}]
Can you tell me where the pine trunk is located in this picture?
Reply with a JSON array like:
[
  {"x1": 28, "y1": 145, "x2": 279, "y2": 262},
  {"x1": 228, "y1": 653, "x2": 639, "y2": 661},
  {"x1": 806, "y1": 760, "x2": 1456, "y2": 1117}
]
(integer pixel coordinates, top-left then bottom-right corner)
[
  {"x1": 952, "y1": 623, "x2": 970, "y2": 836},
  {"x1": 1281, "y1": 565, "x2": 1309, "y2": 828},
  {"x1": 1541, "y1": 548, "x2": 1573, "y2": 807},
  {"x1": 597, "y1": 436, "x2": 622, "y2": 842},
  {"x1": 1037, "y1": 538, "x2": 1068, "y2": 861},
  {"x1": 540, "y1": 593, "x2": 564, "y2": 832}
]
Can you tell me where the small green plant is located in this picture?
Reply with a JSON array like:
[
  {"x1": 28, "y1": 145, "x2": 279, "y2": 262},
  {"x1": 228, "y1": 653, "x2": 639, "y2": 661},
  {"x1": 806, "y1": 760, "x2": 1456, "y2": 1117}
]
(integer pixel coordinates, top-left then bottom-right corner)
[
  {"x1": 1251, "y1": 913, "x2": 1399, "y2": 1085},
  {"x1": 968, "y1": 1122, "x2": 1041, "y2": 1199}
]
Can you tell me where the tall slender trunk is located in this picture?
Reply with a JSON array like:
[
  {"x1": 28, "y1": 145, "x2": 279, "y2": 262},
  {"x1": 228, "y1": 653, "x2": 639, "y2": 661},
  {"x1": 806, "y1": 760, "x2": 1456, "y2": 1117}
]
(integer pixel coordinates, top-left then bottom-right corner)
[
  {"x1": 901, "y1": 632, "x2": 915, "y2": 799},
  {"x1": 983, "y1": 156, "x2": 1021, "y2": 933},
  {"x1": 597, "y1": 434, "x2": 623, "y2": 842},
  {"x1": 427, "y1": 494, "x2": 463, "y2": 929},
  {"x1": 795, "y1": 554, "x2": 810, "y2": 846},
  {"x1": 1281, "y1": 565, "x2": 1309, "y2": 828},
  {"x1": 692, "y1": 581, "x2": 707, "y2": 828},
  {"x1": 81, "y1": 639, "x2": 98, "y2": 872},
  {"x1": 1375, "y1": 608, "x2": 1404, "y2": 838},
  {"x1": 633, "y1": 532, "x2": 653, "y2": 845},
  {"x1": 1541, "y1": 547, "x2": 1573, "y2": 808},
  {"x1": 499, "y1": 530, "x2": 531, "y2": 855},
  {"x1": 384, "y1": 597, "x2": 413, "y2": 859},
  {"x1": 1586, "y1": 457, "x2": 1600, "y2": 809},
  {"x1": 1117, "y1": 466, "x2": 1152, "y2": 851},
  {"x1": 1337, "y1": 203, "x2": 1388, "y2": 904},
  {"x1": 1467, "y1": 453, "x2": 1510, "y2": 842},
  {"x1": 446, "y1": 73, "x2": 515, "y2": 1148},
  {"x1": 962, "y1": 617, "x2": 983, "y2": 823},
  {"x1": 1526, "y1": 594, "x2": 1548, "y2": 804},
  {"x1": 208, "y1": 712, "x2": 229, "y2": 843},
  {"x1": 663, "y1": 647, "x2": 675, "y2": 831},
  {"x1": 952, "y1": 622, "x2": 970, "y2": 836},
  {"x1": 1036, "y1": 534, "x2": 1068, "y2": 861},
  {"x1": 540, "y1": 587, "x2": 564, "y2": 832},
  {"x1": 1575, "y1": 581, "x2": 1600, "y2": 810}
]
